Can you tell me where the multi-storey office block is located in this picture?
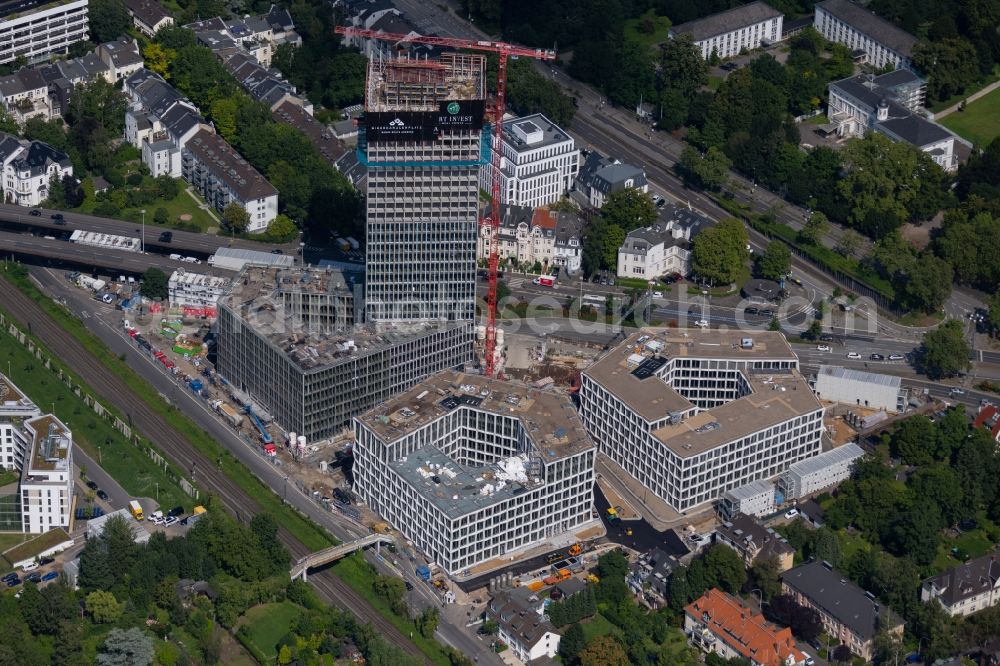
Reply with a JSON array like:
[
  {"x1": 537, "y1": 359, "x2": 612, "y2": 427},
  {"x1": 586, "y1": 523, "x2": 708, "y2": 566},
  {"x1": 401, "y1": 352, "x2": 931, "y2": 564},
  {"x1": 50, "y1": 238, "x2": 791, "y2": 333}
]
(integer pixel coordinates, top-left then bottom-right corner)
[
  {"x1": 580, "y1": 329, "x2": 824, "y2": 513},
  {"x1": 354, "y1": 371, "x2": 595, "y2": 575}
]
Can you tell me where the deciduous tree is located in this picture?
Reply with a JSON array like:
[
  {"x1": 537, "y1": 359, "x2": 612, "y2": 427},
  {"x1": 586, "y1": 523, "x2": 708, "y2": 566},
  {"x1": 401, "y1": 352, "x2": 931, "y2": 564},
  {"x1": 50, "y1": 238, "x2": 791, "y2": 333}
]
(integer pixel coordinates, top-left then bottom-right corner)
[
  {"x1": 86, "y1": 590, "x2": 124, "y2": 624},
  {"x1": 222, "y1": 202, "x2": 250, "y2": 234},
  {"x1": 755, "y1": 242, "x2": 791, "y2": 280},
  {"x1": 921, "y1": 319, "x2": 970, "y2": 379},
  {"x1": 579, "y1": 636, "x2": 629, "y2": 666},
  {"x1": 691, "y1": 217, "x2": 748, "y2": 285},
  {"x1": 601, "y1": 187, "x2": 658, "y2": 233},
  {"x1": 96, "y1": 627, "x2": 155, "y2": 666}
]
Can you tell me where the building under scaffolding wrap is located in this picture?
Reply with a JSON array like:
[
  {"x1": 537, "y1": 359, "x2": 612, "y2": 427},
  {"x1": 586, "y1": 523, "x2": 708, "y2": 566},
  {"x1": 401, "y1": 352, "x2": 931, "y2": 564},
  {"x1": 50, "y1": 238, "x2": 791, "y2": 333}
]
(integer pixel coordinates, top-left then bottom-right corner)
[{"x1": 361, "y1": 53, "x2": 488, "y2": 323}]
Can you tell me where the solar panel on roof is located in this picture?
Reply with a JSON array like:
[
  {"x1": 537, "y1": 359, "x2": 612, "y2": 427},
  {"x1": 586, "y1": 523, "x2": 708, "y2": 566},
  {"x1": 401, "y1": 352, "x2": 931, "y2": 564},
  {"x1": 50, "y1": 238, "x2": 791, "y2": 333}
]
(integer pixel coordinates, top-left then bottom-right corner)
[{"x1": 632, "y1": 356, "x2": 667, "y2": 380}]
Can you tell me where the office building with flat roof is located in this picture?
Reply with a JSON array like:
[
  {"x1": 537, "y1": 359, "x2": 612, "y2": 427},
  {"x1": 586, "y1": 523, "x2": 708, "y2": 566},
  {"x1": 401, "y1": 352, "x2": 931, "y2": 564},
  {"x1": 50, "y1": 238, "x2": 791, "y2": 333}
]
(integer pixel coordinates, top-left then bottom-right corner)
[
  {"x1": 20, "y1": 414, "x2": 74, "y2": 533},
  {"x1": 354, "y1": 371, "x2": 595, "y2": 575},
  {"x1": 669, "y1": 1, "x2": 783, "y2": 60},
  {"x1": 216, "y1": 265, "x2": 472, "y2": 442},
  {"x1": 579, "y1": 329, "x2": 824, "y2": 513},
  {"x1": 481, "y1": 113, "x2": 579, "y2": 209},
  {"x1": 0, "y1": 0, "x2": 89, "y2": 65},
  {"x1": 0, "y1": 373, "x2": 41, "y2": 472},
  {"x1": 362, "y1": 52, "x2": 486, "y2": 324}
]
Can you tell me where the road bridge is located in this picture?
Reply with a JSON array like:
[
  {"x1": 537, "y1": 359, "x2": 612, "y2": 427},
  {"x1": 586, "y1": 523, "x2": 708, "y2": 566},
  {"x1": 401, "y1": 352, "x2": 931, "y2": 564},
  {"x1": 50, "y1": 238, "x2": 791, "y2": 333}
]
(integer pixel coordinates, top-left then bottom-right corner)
[{"x1": 290, "y1": 533, "x2": 395, "y2": 580}]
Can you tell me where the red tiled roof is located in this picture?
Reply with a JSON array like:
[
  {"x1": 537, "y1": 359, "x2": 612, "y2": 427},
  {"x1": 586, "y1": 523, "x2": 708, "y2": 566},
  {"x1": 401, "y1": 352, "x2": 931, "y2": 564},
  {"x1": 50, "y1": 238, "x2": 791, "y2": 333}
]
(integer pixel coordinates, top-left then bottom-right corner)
[
  {"x1": 531, "y1": 208, "x2": 557, "y2": 230},
  {"x1": 685, "y1": 589, "x2": 805, "y2": 666},
  {"x1": 973, "y1": 405, "x2": 1000, "y2": 440}
]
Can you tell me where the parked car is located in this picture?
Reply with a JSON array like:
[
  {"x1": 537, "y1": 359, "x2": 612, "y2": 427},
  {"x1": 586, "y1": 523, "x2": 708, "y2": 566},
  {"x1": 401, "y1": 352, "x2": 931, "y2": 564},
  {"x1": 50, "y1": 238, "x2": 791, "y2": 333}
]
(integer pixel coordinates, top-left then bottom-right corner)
[
  {"x1": 404, "y1": 581, "x2": 414, "y2": 591},
  {"x1": 164, "y1": 516, "x2": 178, "y2": 527},
  {"x1": 5, "y1": 577, "x2": 21, "y2": 587},
  {"x1": 86, "y1": 480, "x2": 98, "y2": 490},
  {"x1": 167, "y1": 506, "x2": 184, "y2": 517},
  {"x1": 41, "y1": 572, "x2": 58, "y2": 582},
  {"x1": 759, "y1": 309, "x2": 774, "y2": 317},
  {"x1": 96, "y1": 490, "x2": 108, "y2": 501},
  {"x1": 846, "y1": 352, "x2": 862, "y2": 359},
  {"x1": 870, "y1": 353, "x2": 885, "y2": 361},
  {"x1": 29, "y1": 209, "x2": 41, "y2": 216},
  {"x1": 819, "y1": 335, "x2": 834, "y2": 342},
  {"x1": 25, "y1": 572, "x2": 41, "y2": 583},
  {"x1": 50, "y1": 213, "x2": 63, "y2": 220},
  {"x1": 785, "y1": 508, "x2": 800, "y2": 519},
  {"x1": 270, "y1": 249, "x2": 283, "y2": 254},
  {"x1": 744, "y1": 307, "x2": 759, "y2": 315},
  {"x1": 38, "y1": 557, "x2": 54, "y2": 566},
  {"x1": 158, "y1": 231, "x2": 173, "y2": 243}
]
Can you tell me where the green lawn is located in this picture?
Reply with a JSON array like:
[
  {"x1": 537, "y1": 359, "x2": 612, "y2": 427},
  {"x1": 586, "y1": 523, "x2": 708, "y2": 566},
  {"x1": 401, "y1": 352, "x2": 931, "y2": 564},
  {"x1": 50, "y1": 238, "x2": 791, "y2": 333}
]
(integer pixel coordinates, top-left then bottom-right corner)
[
  {"x1": 805, "y1": 114, "x2": 830, "y2": 125},
  {"x1": 940, "y1": 86, "x2": 1000, "y2": 147},
  {"x1": 580, "y1": 613, "x2": 620, "y2": 643},
  {"x1": 708, "y1": 76, "x2": 724, "y2": 91},
  {"x1": 624, "y1": 10, "x2": 672, "y2": 51},
  {"x1": 237, "y1": 601, "x2": 302, "y2": 662},
  {"x1": 928, "y1": 65, "x2": 1000, "y2": 113},
  {"x1": 0, "y1": 469, "x2": 17, "y2": 486},
  {"x1": 1, "y1": 325, "x2": 189, "y2": 512},
  {"x1": 837, "y1": 530, "x2": 871, "y2": 563},
  {"x1": 80, "y1": 185, "x2": 219, "y2": 234},
  {"x1": 1, "y1": 265, "x2": 334, "y2": 553},
  {"x1": 934, "y1": 527, "x2": 997, "y2": 572}
]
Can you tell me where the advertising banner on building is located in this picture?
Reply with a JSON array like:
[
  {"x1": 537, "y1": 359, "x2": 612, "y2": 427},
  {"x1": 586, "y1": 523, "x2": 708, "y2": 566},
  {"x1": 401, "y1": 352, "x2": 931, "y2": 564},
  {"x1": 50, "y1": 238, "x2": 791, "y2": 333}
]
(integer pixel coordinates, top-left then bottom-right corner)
[{"x1": 364, "y1": 100, "x2": 485, "y2": 142}]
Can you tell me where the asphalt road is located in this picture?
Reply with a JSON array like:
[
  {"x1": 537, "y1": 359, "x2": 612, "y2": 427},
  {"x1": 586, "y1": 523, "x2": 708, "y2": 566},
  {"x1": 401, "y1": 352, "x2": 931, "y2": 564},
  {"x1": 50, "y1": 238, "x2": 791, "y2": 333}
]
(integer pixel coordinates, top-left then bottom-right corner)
[
  {"x1": 22, "y1": 267, "x2": 499, "y2": 664},
  {"x1": 74, "y1": 446, "x2": 136, "y2": 513},
  {"x1": 0, "y1": 228, "x2": 234, "y2": 276},
  {"x1": 0, "y1": 270, "x2": 431, "y2": 660},
  {"x1": 0, "y1": 202, "x2": 292, "y2": 256}
]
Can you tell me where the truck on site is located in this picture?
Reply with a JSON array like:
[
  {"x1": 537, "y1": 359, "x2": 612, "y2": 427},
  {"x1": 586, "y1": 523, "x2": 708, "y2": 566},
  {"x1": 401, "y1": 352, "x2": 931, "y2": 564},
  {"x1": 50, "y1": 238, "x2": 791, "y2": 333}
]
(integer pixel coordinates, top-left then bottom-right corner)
[
  {"x1": 532, "y1": 275, "x2": 555, "y2": 287},
  {"x1": 568, "y1": 543, "x2": 582, "y2": 557},
  {"x1": 211, "y1": 401, "x2": 243, "y2": 428},
  {"x1": 416, "y1": 565, "x2": 431, "y2": 581},
  {"x1": 182, "y1": 505, "x2": 206, "y2": 526},
  {"x1": 128, "y1": 500, "x2": 144, "y2": 521}
]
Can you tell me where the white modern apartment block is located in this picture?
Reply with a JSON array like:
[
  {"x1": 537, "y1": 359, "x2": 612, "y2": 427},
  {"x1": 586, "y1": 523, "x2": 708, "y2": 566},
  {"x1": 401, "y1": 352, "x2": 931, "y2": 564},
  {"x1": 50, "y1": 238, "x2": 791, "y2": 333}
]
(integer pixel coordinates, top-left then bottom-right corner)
[
  {"x1": 168, "y1": 269, "x2": 231, "y2": 308},
  {"x1": 827, "y1": 70, "x2": 959, "y2": 172},
  {"x1": 922, "y1": 554, "x2": 1000, "y2": 618},
  {"x1": 20, "y1": 414, "x2": 73, "y2": 534},
  {"x1": 0, "y1": 374, "x2": 41, "y2": 472},
  {"x1": 481, "y1": 114, "x2": 579, "y2": 208},
  {"x1": 0, "y1": 132, "x2": 74, "y2": 207},
  {"x1": 777, "y1": 442, "x2": 863, "y2": 501},
  {"x1": 617, "y1": 205, "x2": 707, "y2": 280},
  {"x1": 814, "y1": 0, "x2": 916, "y2": 71},
  {"x1": 719, "y1": 479, "x2": 775, "y2": 520},
  {"x1": 813, "y1": 365, "x2": 908, "y2": 413},
  {"x1": 353, "y1": 371, "x2": 596, "y2": 575},
  {"x1": 669, "y1": 1, "x2": 783, "y2": 60},
  {"x1": 579, "y1": 329, "x2": 824, "y2": 513},
  {"x1": 0, "y1": 0, "x2": 89, "y2": 65}
]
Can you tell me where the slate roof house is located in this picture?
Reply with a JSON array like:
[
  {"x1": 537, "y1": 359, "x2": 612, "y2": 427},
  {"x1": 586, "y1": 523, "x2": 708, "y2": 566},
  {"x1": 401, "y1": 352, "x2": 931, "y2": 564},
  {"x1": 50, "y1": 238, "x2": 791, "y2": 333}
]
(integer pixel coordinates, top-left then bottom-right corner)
[{"x1": 922, "y1": 553, "x2": 1000, "y2": 617}]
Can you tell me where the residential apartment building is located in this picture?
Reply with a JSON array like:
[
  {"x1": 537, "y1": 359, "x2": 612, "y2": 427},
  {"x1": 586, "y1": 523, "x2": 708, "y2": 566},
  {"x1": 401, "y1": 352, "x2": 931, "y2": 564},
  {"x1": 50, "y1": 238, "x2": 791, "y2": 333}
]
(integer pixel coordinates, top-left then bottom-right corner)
[
  {"x1": 669, "y1": 1, "x2": 784, "y2": 61},
  {"x1": 777, "y1": 442, "x2": 864, "y2": 501},
  {"x1": 0, "y1": 67, "x2": 51, "y2": 126},
  {"x1": 477, "y1": 206, "x2": 586, "y2": 274},
  {"x1": 827, "y1": 69, "x2": 959, "y2": 172},
  {"x1": 617, "y1": 204, "x2": 706, "y2": 280},
  {"x1": 684, "y1": 589, "x2": 807, "y2": 666},
  {"x1": 362, "y1": 52, "x2": 485, "y2": 324},
  {"x1": 182, "y1": 129, "x2": 279, "y2": 232},
  {"x1": 813, "y1": 365, "x2": 908, "y2": 413},
  {"x1": 0, "y1": 0, "x2": 89, "y2": 65},
  {"x1": 481, "y1": 113, "x2": 579, "y2": 209},
  {"x1": 922, "y1": 554, "x2": 1000, "y2": 617},
  {"x1": 0, "y1": 132, "x2": 73, "y2": 206},
  {"x1": 20, "y1": 414, "x2": 74, "y2": 534},
  {"x1": 353, "y1": 371, "x2": 596, "y2": 575},
  {"x1": 487, "y1": 593, "x2": 562, "y2": 662},
  {"x1": 0, "y1": 374, "x2": 41, "y2": 472},
  {"x1": 215, "y1": 266, "x2": 471, "y2": 442},
  {"x1": 96, "y1": 37, "x2": 143, "y2": 83},
  {"x1": 814, "y1": 0, "x2": 917, "y2": 71},
  {"x1": 167, "y1": 269, "x2": 231, "y2": 309},
  {"x1": 783, "y1": 561, "x2": 904, "y2": 660},
  {"x1": 630, "y1": 547, "x2": 680, "y2": 600},
  {"x1": 719, "y1": 479, "x2": 776, "y2": 520},
  {"x1": 579, "y1": 329, "x2": 824, "y2": 513},
  {"x1": 124, "y1": 0, "x2": 173, "y2": 37},
  {"x1": 715, "y1": 514, "x2": 795, "y2": 572},
  {"x1": 576, "y1": 152, "x2": 647, "y2": 209}
]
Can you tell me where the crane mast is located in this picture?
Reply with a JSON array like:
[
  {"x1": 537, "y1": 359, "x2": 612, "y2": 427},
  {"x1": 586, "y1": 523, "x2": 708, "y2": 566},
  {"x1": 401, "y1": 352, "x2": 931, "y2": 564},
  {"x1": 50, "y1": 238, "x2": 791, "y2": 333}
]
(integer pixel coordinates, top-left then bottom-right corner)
[{"x1": 335, "y1": 26, "x2": 556, "y2": 377}]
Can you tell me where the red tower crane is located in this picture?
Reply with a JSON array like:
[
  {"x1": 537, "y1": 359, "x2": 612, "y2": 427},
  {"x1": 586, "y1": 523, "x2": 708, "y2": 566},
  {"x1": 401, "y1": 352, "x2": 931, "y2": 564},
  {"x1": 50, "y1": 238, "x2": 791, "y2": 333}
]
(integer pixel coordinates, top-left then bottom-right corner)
[{"x1": 335, "y1": 26, "x2": 556, "y2": 377}]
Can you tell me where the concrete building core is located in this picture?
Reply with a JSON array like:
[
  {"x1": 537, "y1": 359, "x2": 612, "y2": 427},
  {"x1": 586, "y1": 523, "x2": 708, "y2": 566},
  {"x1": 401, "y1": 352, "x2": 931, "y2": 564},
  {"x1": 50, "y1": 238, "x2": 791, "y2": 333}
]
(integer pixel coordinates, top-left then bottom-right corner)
[
  {"x1": 580, "y1": 329, "x2": 824, "y2": 513},
  {"x1": 354, "y1": 371, "x2": 596, "y2": 575},
  {"x1": 216, "y1": 265, "x2": 472, "y2": 442}
]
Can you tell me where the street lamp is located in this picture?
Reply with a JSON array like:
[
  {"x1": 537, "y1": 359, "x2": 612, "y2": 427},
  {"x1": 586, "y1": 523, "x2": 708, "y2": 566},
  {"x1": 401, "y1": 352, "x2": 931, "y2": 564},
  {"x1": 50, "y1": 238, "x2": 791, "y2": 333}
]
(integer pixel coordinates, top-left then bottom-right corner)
[{"x1": 140, "y1": 209, "x2": 146, "y2": 253}]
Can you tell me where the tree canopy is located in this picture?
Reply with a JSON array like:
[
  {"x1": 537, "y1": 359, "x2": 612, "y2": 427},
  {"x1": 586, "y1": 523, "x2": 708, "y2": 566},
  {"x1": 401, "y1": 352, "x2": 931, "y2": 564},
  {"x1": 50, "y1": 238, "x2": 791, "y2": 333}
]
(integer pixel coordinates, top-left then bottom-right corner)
[
  {"x1": 921, "y1": 319, "x2": 971, "y2": 379},
  {"x1": 691, "y1": 217, "x2": 748, "y2": 285},
  {"x1": 601, "y1": 188, "x2": 658, "y2": 233}
]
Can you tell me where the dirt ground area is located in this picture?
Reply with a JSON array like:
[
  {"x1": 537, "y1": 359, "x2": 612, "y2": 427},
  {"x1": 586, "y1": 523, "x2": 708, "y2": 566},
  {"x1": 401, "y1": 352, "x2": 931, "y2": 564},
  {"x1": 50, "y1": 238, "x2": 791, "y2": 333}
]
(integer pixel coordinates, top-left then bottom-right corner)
[
  {"x1": 825, "y1": 414, "x2": 859, "y2": 445},
  {"x1": 899, "y1": 213, "x2": 943, "y2": 251}
]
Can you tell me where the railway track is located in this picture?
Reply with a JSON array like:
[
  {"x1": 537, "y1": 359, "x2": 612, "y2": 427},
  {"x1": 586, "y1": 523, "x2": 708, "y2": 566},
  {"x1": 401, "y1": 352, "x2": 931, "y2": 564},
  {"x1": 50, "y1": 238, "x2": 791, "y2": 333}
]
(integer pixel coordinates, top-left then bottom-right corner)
[{"x1": 0, "y1": 278, "x2": 421, "y2": 658}]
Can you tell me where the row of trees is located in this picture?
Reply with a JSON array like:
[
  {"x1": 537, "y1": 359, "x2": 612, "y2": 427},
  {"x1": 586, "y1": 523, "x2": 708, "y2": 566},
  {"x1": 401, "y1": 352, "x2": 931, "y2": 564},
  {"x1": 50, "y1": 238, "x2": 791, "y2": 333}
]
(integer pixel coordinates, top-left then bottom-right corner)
[
  {"x1": 546, "y1": 586, "x2": 598, "y2": 627},
  {"x1": 152, "y1": 27, "x2": 362, "y2": 238}
]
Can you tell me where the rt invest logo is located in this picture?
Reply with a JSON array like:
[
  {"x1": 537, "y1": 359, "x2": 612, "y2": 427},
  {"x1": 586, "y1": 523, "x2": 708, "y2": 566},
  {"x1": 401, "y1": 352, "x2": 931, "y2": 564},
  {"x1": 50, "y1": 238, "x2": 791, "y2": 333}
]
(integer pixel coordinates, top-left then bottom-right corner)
[{"x1": 447, "y1": 102, "x2": 460, "y2": 114}]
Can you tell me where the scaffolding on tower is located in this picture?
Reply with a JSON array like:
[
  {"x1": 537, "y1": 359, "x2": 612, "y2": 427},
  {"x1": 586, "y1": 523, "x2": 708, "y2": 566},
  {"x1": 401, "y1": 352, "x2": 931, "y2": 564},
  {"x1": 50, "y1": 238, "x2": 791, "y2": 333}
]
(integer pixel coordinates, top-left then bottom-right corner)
[{"x1": 336, "y1": 26, "x2": 556, "y2": 378}]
